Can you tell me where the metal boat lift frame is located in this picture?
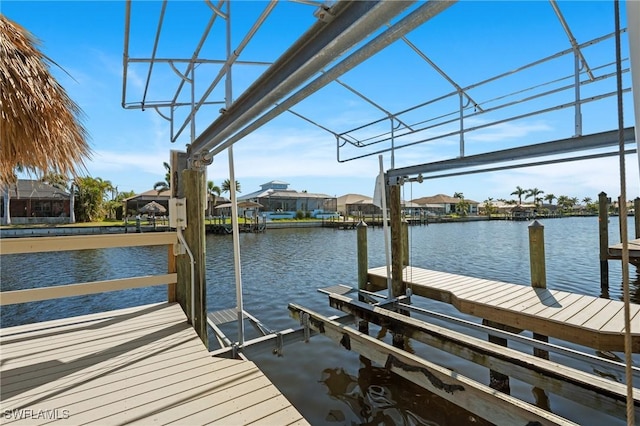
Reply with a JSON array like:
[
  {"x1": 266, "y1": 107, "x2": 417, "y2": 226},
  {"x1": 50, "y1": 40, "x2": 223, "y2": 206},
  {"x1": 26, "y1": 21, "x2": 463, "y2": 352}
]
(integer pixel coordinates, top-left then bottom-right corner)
[
  {"x1": 123, "y1": 2, "x2": 639, "y2": 423},
  {"x1": 123, "y1": 0, "x2": 637, "y2": 179}
]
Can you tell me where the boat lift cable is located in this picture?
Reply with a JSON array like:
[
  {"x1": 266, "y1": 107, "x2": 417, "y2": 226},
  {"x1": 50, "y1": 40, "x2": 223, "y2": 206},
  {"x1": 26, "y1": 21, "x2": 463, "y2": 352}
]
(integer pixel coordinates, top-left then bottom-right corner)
[{"x1": 614, "y1": 1, "x2": 634, "y2": 424}]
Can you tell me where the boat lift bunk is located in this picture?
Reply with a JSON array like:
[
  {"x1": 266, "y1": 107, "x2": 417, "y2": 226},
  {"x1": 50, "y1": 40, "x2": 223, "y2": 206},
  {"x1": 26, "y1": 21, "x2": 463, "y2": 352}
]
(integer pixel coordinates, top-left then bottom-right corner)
[{"x1": 285, "y1": 283, "x2": 640, "y2": 425}]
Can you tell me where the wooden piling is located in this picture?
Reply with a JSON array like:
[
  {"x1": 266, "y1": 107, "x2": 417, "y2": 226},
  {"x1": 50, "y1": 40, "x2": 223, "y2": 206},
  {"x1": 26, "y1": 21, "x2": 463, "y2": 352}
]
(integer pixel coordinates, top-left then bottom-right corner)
[
  {"x1": 529, "y1": 220, "x2": 549, "y2": 360},
  {"x1": 356, "y1": 220, "x2": 369, "y2": 334},
  {"x1": 357, "y1": 220, "x2": 368, "y2": 293},
  {"x1": 483, "y1": 319, "x2": 511, "y2": 394},
  {"x1": 634, "y1": 197, "x2": 640, "y2": 239},
  {"x1": 389, "y1": 184, "x2": 406, "y2": 348},
  {"x1": 389, "y1": 184, "x2": 404, "y2": 298},
  {"x1": 529, "y1": 220, "x2": 546, "y2": 289},
  {"x1": 180, "y1": 169, "x2": 208, "y2": 345},
  {"x1": 598, "y1": 192, "x2": 609, "y2": 291},
  {"x1": 168, "y1": 245, "x2": 176, "y2": 303}
]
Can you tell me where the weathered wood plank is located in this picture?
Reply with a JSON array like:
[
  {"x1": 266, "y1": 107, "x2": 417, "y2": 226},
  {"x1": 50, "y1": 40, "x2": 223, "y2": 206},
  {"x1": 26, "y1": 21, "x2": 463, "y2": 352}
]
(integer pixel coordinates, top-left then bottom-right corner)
[
  {"x1": 289, "y1": 303, "x2": 578, "y2": 426},
  {"x1": 0, "y1": 232, "x2": 177, "y2": 255},
  {"x1": 0, "y1": 273, "x2": 177, "y2": 306},
  {"x1": 608, "y1": 238, "x2": 640, "y2": 258},
  {"x1": 563, "y1": 298, "x2": 613, "y2": 326},
  {"x1": 523, "y1": 290, "x2": 573, "y2": 316},
  {"x1": 324, "y1": 293, "x2": 639, "y2": 421},
  {"x1": 533, "y1": 292, "x2": 584, "y2": 319},
  {"x1": 368, "y1": 266, "x2": 640, "y2": 352},
  {"x1": 471, "y1": 283, "x2": 530, "y2": 304},
  {"x1": 583, "y1": 304, "x2": 624, "y2": 330},
  {"x1": 453, "y1": 279, "x2": 505, "y2": 300},
  {"x1": 0, "y1": 302, "x2": 171, "y2": 337},
  {"x1": 0, "y1": 302, "x2": 308, "y2": 425},
  {"x1": 247, "y1": 405, "x2": 308, "y2": 425},
  {"x1": 598, "y1": 304, "x2": 640, "y2": 333},
  {"x1": 502, "y1": 288, "x2": 563, "y2": 312}
]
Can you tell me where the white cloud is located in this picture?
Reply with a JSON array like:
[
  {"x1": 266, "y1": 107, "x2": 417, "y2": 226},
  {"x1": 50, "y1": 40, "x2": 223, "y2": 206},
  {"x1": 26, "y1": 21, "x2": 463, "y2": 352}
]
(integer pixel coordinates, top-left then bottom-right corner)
[{"x1": 465, "y1": 119, "x2": 553, "y2": 143}]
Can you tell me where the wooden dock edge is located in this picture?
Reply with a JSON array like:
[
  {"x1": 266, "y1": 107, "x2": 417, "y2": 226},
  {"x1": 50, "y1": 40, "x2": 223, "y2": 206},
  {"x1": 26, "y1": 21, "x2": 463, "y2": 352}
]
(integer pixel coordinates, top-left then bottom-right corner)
[
  {"x1": 326, "y1": 292, "x2": 639, "y2": 421},
  {"x1": 367, "y1": 270, "x2": 639, "y2": 353},
  {"x1": 289, "y1": 303, "x2": 579, "y2": 426}
]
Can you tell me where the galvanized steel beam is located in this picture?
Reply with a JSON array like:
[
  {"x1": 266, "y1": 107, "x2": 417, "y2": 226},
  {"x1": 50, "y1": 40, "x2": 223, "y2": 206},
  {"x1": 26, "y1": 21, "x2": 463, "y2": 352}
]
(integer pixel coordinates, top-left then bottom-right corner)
[
  {"x1": 386, "y1": 127, "x2": 636, "y2": 181},
  {"x1": 190, "y1": 0, "x2": 418, "y2": 159}
]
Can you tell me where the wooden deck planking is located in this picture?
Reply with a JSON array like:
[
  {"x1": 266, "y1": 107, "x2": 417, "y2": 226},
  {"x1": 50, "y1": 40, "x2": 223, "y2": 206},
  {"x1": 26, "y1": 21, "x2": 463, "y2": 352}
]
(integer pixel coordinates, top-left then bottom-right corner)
[
  {"x1": 563, "y1": 298, "x2": 614, "y2": 327},
  {"x1": 501, "y1": 288, "x2": 564, "y2": 312},
  {"x1": 546, "y1": 296, "x2": 600, "y2": 322},
  {"x1": 608, "y1": 238, "x2": 640, "y2": 258},
  {"x1": 0, "y1": 302, "x2": 309, "y2": 425},
  {"x1": 450, "y1": 280, "x2": 506, "y2": 300},
  {"x1": 480, "y1": 285, "x2": 540, "y2": 308},
  {"x1": 582, "y1": 303, "x2": 625, "y2": 330},
  {"x1": 523, "y1": 291, "x2": 576, "y2": 316},
  {"x1": 1, "y1": 308, "x2": 185, "y2": 363},
  {"x1": 471, "y1": 283, "x2": 531, "y2": 305},
  {"x1": 368, "y1": 266, "x2": 639, "y2": 352},
  {"x1": 597, "y1": 303, "x2": 640, "y2": 333}
]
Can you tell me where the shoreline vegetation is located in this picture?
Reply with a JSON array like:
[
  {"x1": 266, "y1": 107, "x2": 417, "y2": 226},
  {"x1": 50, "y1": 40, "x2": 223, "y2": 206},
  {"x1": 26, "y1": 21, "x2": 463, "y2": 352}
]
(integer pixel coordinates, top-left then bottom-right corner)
[{"x1": 0, "y1": 212, "x2": 602, "y2": 235}]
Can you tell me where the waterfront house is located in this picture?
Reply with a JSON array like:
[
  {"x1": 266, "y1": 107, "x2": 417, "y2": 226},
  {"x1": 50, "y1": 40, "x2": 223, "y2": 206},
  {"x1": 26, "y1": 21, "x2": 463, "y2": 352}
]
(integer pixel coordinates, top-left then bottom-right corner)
[
  {"x1": 239, "y1": 181, "x2": 337, "y2": 219},
  {"x1": 336, "y1": 193, "x2": 381, "y2": 218},
  {"x1": 1, "y1": 179, "x2": 71, "y2": 225},
  {"x1": 411, "y1": 194, "x2": 479, "y2": 215}
]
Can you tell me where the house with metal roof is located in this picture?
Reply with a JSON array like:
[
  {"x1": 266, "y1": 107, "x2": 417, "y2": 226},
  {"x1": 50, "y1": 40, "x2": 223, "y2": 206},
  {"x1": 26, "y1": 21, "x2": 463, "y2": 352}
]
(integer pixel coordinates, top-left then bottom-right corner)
[{"x1": 239, "y1": 181, "x2": 337, "y2": 219}]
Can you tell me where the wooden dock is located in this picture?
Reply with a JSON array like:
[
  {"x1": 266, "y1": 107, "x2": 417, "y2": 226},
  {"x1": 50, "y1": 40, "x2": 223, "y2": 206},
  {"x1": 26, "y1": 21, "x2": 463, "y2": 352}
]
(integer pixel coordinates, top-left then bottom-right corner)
[
  {"x1": 367, "y1": 266, "x2": 640, "y2": 352},
  {"x1": 0, "y1": 302, "x2": 308, "y2": 425},
  {"x1": 608, "y1": 237, "x2": 640, "y2": 259}
]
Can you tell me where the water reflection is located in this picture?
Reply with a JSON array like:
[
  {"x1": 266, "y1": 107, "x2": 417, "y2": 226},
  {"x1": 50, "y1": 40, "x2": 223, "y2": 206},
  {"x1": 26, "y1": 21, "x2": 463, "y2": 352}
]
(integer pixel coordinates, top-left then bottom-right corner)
[
  {"x1": 623, "y1": 268, "x2": 640, "y2": 304},
  {"x1": 320, "y1": 357, "x2": 492, "y2": 426}
]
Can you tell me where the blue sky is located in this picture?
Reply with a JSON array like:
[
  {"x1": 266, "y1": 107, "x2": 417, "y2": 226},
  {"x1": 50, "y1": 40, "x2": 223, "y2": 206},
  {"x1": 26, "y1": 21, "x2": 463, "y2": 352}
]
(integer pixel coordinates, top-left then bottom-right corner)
[{"x1": 3, "y1": 1, "x2": 637, "y2": 203}]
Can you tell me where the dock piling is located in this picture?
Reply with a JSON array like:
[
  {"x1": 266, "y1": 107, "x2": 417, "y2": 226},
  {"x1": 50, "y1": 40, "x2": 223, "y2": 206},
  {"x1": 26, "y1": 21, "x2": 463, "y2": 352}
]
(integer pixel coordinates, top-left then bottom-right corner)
[
  {"x1": 598, "y1": 192, "x2": 610, "y2": 291},
  {"x1": 635, "y1": 197, "x2": 640, "y2": 239},
  {"x1": 529, "y1": 220, "x2": 549, "y2": 360},
  {"x1": 357, "y1": 220, "x2": 369, "y2": 334}
]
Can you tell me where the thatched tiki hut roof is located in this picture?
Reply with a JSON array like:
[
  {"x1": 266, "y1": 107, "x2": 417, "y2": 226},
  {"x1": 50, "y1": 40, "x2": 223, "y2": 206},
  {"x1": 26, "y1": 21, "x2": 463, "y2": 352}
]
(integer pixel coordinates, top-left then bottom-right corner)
[{"x1": 0, "y1": 15, "x2": 91, "y2": 186}]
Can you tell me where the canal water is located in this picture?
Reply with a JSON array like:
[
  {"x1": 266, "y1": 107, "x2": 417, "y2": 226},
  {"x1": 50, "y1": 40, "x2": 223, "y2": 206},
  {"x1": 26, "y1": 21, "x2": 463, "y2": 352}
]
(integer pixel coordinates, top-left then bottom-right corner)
[{"x1": 1, "y1": 216, "x2": 638, "y2": 425}]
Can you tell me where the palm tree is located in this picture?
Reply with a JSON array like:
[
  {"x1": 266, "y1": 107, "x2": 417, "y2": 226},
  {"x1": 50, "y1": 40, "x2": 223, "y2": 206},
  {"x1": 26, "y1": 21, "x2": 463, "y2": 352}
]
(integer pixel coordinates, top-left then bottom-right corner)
[
  {"x1": 582, "y1": 197, "x2": 592, "y2": 205},
  {"x1": 544, "y1": 193, "x2": 556, "y2": 205},
  {"x1": 40, "y1": 172, "x2": 69, "y2": 191},
  {"x1": 207, "y1": 180, "x2": 221, "y2": 217},
  {"x1": 153, "y1": 162, "x2": 171, "y2": 194},
  {"x1": 221, "y1": 179, "x2": 241, "y2": 195},
  {"x1": 511, "y1": 186, "x2": 527, "y2": 205},
  {"x1": 483, "y1": 197, "x2": 496, "y2": 216},
  {"x1": 526, "y1": 188, "x2": 544, "y2": 207},
  {"x1": 452, "y1": 192, "x2": 468, "y2": 216},
  {"x1": 41, "y1": 172, "x2": 74, "y2": 222},
  {"x1": 556, "y1": 195, "x2": 570, "y2": 213},
  {"x1": 73, "y1": 176, "x2": 113, "y2": 222}
]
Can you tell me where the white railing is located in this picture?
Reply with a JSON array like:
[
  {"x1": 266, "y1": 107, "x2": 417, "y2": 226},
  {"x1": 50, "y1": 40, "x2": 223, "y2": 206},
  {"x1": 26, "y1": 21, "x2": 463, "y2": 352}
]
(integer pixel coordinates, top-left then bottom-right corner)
[{"x1": 0, "y1": 232, "x2": 177, "y2": 306}]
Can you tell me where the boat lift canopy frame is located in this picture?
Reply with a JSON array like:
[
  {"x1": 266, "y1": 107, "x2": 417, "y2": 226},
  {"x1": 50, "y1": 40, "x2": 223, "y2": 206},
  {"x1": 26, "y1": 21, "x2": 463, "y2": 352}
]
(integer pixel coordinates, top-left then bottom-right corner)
[{"x1": 122, "y1": 0, "x2": 637, "y2": 179}]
